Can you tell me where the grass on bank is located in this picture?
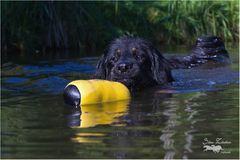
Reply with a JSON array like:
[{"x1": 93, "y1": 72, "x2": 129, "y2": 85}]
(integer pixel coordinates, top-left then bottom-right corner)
[{"x1": 1, "y1": 0, "x2": 239, "y2": 55}]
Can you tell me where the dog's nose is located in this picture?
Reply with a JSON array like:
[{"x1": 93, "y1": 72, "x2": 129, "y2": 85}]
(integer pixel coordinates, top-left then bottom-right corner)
[{"x1": 117, "y1": 62, "x2": 133, "y2": 73}]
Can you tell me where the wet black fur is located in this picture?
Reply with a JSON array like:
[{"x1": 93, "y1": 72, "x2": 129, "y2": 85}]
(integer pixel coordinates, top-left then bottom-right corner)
[{"x1": 94, "y1": 36, "x2": 229, "y2": 90}]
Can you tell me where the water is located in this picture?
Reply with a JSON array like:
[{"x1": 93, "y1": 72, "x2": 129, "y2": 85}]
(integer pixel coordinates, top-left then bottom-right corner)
[{"x1": 1, "y1": 47, "x2": 239, "y2": 159}]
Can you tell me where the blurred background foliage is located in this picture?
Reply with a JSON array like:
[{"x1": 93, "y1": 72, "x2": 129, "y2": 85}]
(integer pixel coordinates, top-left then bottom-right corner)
[{"x1": 1, "y1": 0, "x2": 239, "y2": 57}]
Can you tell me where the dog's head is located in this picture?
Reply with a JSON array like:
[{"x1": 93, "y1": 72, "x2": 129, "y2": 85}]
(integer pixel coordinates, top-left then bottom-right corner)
[{"x1": 95, "y1": 36, "x2": 173, "y2": 90}]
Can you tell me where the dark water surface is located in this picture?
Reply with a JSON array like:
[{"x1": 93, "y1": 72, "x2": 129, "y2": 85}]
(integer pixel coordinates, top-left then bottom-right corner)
[{"x1": 1, "y1": 47, "x2": 239, "y2": 159}]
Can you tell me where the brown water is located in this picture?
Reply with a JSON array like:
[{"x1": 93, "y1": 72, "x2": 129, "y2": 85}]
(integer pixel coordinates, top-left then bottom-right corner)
[{"x1": 1, "y1": 47, "x2": 239, "y2": 159}]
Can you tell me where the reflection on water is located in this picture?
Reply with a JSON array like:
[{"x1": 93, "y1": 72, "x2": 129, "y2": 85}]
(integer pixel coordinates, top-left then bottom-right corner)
[
  {"x1": 1, "y1": 48, "x2": 239, "y2": 159},
  {"x1": 160, "y1": 99, "x2": 178, "y2": 159},
  {"x1": 66, "y1": 100, "x2": 129, "y2": 144},
  {"x1": 66, "y1": 100, "x2": 129, "y2": 128},
  {"x1": 72, "y1": 132, "x2": 105, "y2": 144},
  {"x1": 161, "y1": 92, "x2": 204, "y2": 159}
]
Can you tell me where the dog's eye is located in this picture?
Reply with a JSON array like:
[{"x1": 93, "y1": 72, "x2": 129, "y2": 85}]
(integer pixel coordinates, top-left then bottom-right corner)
[
  {"x1": 116, "y1": 49, "x2": 121, "y2": 56},
  {"x1": 132, "y1": 47, "x2": 136, "y2": 53},
  {"x1": 132, "y1": 48, "x2": 145, "y2": 62},
  {"x1": 132, "y1": 47, "x2": 138, "y2": 56}
]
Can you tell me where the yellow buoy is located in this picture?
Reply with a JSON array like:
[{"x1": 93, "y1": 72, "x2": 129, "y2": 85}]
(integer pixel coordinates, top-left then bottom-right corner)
[{"x1": 63, "y1": 79, "x2": 130, "y2": 106}]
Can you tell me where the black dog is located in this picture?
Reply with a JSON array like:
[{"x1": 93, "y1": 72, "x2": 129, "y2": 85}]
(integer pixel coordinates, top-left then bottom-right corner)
[{"x1": 95, "y1": 36, "x2": 229, "y2": 91}]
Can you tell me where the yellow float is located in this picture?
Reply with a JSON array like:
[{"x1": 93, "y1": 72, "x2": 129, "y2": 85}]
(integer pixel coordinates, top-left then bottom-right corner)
[{"x1": 63, "y1": 79, "x2": 131, "y2": 106}]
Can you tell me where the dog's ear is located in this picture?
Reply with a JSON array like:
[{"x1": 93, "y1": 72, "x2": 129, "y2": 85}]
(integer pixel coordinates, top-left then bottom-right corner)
[
  {"x1": 94, "y1": 48, "x2": 109, "y2": 79},
  {"x1": 148, "y1": 47, "x2": 174, "y2": 84}
]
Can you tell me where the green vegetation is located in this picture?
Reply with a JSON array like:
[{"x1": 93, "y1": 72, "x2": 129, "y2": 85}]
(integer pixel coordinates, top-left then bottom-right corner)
[{"x1": 1, "y1": 1, "x2": 239, "y2": 56}]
